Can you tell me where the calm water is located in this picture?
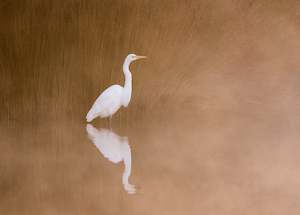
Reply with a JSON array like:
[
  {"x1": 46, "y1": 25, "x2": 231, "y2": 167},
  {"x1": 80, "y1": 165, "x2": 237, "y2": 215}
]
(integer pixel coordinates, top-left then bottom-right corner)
[{"x1": 1, "y1": 115, "x2": 300, "y2": 214}]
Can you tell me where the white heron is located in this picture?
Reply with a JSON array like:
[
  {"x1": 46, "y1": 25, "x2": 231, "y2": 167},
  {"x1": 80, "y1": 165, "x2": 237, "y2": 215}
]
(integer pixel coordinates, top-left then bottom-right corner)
[
  {"x1": 86, "y1": 124, "x2": 136, "y2": 194},
  {"x1": 86, "y1": 54, "x2": 147, "y2": 123}
]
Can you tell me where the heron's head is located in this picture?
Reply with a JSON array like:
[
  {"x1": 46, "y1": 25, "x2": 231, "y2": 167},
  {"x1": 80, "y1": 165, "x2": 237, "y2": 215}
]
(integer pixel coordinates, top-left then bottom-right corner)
[{"x1": 126, "y1": 54, "x2": 147, "y2": 64}]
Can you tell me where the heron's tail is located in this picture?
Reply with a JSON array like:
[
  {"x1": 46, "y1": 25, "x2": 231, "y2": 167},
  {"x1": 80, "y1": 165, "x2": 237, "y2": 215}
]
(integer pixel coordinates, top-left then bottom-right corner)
[{"x1": 86, "y1": 110, "x2": 96, "y2": 122}]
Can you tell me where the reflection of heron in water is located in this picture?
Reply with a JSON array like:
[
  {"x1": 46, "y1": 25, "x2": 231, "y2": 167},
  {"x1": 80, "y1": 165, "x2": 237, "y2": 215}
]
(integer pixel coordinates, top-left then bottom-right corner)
[{"x1": 86, "y1": 124, "x2": 136, "y2": 194}]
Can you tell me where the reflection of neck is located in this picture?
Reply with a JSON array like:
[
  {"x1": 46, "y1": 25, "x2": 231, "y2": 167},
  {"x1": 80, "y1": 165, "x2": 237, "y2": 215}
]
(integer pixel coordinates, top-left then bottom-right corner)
[
  {"x1": 122, "y1": 61, "x2": 132, "y2": 107},
  {"x1": 121, "y1": 142, "x2": 132, "y2": 185}
]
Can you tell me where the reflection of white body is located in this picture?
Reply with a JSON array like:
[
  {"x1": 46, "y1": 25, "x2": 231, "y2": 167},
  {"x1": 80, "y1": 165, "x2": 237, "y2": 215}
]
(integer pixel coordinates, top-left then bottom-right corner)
[
  {"x1": 86, "y1": 54, "x2": 146, "y2": 122},
  {"x1": 86, "y1": 124, "x2": 136, "y2": 194}
]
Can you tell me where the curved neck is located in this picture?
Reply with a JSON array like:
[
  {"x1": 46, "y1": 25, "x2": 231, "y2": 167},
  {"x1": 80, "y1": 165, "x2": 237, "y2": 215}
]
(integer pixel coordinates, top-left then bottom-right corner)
[
  {"x1": 122, "y1": 61, "x2": 132, "y2": 107},
  {"x1": 123, "y1": 60, "x2": 131, "y2": 74}
]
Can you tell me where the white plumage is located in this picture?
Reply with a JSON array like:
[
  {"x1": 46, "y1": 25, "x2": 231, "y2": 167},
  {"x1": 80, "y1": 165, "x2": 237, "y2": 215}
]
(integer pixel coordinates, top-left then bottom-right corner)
[
  {"x1": 86, "y1": 124, "x2": 136, "y2": 194},
  {"x1": 86, "y1": 54, "x2": 146, "y2": 122}
]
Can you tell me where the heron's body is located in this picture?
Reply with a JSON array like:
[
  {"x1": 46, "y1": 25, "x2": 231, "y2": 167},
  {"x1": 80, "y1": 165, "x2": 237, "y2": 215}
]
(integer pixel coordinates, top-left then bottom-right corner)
[
  {"x1": 87, "y1": 85, "x2": 124, "y2": 121},
  {"x1": 86, "y1": 54, "x2": 145, "y2": 122}
]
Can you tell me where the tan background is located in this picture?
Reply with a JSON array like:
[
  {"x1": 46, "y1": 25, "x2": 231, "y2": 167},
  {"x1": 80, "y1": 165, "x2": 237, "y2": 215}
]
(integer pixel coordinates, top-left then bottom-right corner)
[{"x1": 1, "y1": 0, "x2": 300, "y2": 214}]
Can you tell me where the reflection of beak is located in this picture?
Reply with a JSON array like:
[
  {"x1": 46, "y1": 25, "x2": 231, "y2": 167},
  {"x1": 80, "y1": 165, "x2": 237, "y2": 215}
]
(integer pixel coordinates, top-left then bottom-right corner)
[{"x1": 134, "y1": 55, "x2": 147, "y2": 60}]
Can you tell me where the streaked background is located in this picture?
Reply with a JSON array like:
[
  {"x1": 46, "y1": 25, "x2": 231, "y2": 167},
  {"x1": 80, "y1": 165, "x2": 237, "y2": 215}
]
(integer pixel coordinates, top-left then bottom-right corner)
[{"x1": 1, "y1": 0, "x2": 300, "y2": 214}]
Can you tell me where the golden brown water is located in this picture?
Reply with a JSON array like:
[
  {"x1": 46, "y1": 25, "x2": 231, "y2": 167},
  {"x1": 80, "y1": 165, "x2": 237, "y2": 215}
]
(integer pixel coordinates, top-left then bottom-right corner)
[{"x1": 1, "y1": 0, "x2": 300, "y2": 214}]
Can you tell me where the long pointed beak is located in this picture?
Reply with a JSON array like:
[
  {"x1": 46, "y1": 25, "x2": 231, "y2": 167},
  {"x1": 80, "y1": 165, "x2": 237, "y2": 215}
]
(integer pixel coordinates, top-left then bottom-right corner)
[{"x1": 134, "y1": 55, "x2": 147, "y2": 60}]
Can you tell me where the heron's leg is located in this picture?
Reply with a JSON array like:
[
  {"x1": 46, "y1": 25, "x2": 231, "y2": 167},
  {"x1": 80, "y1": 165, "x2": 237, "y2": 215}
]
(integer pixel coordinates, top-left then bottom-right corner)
[{"x1": 109, "y1": 116, "x2": 112, "y2": 130}]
